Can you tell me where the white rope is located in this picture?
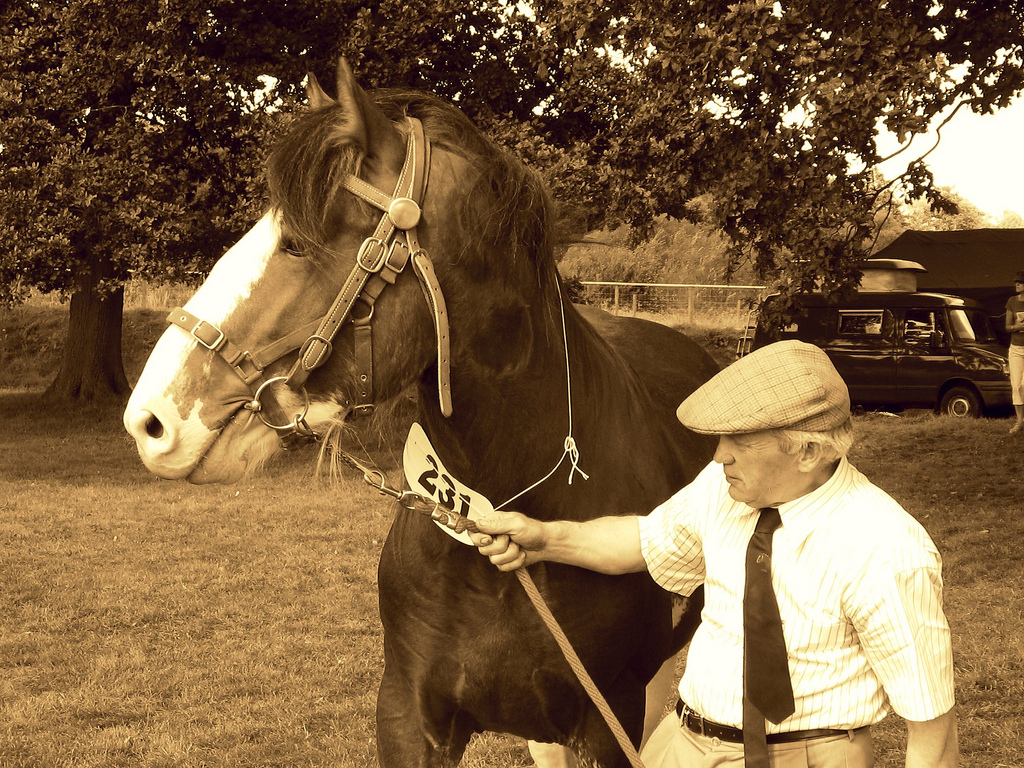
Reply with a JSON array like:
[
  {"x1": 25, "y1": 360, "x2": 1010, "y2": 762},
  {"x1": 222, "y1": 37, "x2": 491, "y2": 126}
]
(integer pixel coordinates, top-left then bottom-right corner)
[{"x1": 496, "y1": 289, "x2": 588, "y2": 510}]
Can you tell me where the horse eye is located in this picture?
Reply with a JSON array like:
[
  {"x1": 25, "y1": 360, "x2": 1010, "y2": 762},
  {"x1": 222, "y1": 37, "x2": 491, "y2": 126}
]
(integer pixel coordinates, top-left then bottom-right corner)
[{"x1": 280, "y1": 237, "x2": 305, "y2": 258}]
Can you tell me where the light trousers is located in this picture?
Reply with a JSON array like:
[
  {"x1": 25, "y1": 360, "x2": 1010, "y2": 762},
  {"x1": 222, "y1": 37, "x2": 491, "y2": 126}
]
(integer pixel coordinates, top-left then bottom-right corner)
[
  {"x1": 640, "y1": 712, "x2": 874, "y2": 768},
  {"x1": 1009, "y1": 344, "x2": 1024, "y2": 406}
]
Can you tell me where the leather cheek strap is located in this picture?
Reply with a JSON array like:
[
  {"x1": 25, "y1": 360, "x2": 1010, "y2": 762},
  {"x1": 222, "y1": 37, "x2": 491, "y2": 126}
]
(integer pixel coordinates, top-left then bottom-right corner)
[{"x1": 411, "y1": 250, "x2": 452, "y2": 417}]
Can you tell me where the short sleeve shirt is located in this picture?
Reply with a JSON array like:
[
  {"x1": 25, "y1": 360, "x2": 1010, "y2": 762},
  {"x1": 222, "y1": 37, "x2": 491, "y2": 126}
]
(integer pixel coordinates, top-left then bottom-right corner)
[
  {"x1": 637, "y1": 458, "x2": 955, "y2": 732},
  {"x1": 1006, "y1": 294, "x2": 1024, "y2": 346}
]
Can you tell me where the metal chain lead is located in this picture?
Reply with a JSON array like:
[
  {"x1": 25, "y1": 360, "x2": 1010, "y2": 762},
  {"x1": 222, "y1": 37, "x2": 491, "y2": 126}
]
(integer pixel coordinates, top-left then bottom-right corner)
[{"x1": 334, "y1": 447, "x2": 481, "y2": 536}]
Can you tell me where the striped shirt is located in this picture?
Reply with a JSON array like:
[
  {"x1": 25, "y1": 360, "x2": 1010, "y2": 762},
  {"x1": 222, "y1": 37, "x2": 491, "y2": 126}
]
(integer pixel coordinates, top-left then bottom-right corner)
[{"x1": 638, "y1": 457, "x2": 955, "y2": 732}]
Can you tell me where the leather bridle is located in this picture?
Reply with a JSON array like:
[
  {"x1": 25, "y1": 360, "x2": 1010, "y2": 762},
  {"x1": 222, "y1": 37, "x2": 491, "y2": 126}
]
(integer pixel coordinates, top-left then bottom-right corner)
[{"x1": 166, "y1": 117, "x2": 453, "y2": 444}]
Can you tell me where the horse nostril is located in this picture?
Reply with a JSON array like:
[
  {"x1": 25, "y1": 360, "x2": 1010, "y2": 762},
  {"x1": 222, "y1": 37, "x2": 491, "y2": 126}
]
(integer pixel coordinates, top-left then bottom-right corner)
[
  {"x1": 127, "y1": 408, "x2": 171, "y2": 448},
  {"x1": 144, "y1": 413, "x2": 165, "y2": 439}
]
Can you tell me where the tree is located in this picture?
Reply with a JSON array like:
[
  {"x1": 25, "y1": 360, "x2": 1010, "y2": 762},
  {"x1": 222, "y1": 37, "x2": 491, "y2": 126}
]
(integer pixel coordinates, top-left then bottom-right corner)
[
  {"x1": 0, "y1": 0, "x2": 312, "y2": 399},
  {"x1": 998, "y1": 210, "x2": 1024, "y2": 228},
  {"x1": 3, "y1": 0, "x2": 1024, "y2": 399},
  {"x1": 0, "y1": 0, "x2": 605, "y2": 400},
  {"x1": 559, "y1": 213, "x2": 753, "y2": 285},
  {"x1": 521, "y1": 0, "x2": 1024, "y2": 304},
  {"x1": 872, "y1": 185, "x2": 997, "y2": 250},
  {"x1": 901, "y1": 189, "x2": 994, "y2": 231}
]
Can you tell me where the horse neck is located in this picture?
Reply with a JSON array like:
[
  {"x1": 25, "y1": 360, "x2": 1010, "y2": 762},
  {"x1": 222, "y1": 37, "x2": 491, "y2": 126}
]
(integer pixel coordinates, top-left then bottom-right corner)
[{"x1": 415, "y1": 285, "x2": 686, "y2": 519}]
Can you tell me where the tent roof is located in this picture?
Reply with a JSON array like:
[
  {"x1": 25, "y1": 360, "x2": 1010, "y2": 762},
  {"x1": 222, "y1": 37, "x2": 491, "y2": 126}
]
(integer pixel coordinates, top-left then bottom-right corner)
[{"x1": 874, "y1": 229, "x2": 1024, "y2": 289}]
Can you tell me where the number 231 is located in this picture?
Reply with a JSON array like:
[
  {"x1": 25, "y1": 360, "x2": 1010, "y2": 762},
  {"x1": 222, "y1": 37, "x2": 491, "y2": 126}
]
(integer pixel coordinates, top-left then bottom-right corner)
[{"x1": 417, "y1": 454, "x2": 473, "y2": 517}]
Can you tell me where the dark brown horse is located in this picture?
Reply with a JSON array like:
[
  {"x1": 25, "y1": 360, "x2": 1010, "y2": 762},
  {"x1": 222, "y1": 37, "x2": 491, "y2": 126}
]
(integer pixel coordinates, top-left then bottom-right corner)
[{"x1": 124, "y1": 59, "x2": 718, "y2": 767}]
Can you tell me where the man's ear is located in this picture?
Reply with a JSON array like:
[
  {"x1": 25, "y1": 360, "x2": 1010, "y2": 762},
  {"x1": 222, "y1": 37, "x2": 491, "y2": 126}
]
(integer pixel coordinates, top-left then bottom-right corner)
[
  {"x1": 796, "y1": 442, "x2": 825, "y2": 472},
  {"x1": 797, "y1": 441, "x2": 842, "y2": 474}
]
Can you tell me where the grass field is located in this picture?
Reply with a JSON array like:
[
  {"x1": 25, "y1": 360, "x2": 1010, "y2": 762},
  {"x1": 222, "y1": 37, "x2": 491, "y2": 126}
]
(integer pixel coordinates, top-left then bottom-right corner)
[{"x1": 1, "y1": 307, "x2": 1023, "y2": 766}]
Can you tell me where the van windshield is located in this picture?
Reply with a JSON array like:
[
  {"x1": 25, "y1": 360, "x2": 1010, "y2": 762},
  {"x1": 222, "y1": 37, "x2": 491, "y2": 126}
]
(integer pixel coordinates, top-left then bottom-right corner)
[{"x1": 949, "y1": 308, "x2": 998, "y2": 343}]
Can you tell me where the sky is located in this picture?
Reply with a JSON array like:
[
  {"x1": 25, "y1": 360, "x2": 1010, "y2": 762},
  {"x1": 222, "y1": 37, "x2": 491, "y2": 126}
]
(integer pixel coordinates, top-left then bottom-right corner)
[{"x1": 877, "y1": 97, "x2": 1024, "y2": 220}]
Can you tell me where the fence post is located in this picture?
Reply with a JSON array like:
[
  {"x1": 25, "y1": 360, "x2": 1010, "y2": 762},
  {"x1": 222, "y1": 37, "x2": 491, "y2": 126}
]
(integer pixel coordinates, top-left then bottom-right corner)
[
  {"x1": 687, "y1": 286, "x2": 695, "y2": 324},
  {"x1": 631, "y1": 293, "x2": 637, "y2": 316},
  {"x1": 613, "y1": 285, "x2": 620, "y2": 315}
]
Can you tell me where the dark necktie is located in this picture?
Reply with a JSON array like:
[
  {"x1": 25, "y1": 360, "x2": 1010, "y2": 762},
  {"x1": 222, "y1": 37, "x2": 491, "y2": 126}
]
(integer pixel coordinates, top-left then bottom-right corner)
[{"x1": 742, "y1": 507, "x2": 795, "y2": 768}]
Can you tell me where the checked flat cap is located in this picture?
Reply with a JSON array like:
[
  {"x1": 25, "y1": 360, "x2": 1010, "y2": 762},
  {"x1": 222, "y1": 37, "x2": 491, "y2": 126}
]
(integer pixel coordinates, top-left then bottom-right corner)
[{"x1": 677, "y1": 340, "x2": 851, "y2": 434}]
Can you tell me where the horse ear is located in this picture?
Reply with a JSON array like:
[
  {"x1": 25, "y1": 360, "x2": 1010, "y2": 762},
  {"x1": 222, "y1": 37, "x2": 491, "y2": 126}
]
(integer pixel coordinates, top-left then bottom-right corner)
[
  {"x1": 305, "y1": 71, "x2": 335, "y2": 109},
  {"x1": 333, "y1": 57, "x2": 403, "y2": 162}
]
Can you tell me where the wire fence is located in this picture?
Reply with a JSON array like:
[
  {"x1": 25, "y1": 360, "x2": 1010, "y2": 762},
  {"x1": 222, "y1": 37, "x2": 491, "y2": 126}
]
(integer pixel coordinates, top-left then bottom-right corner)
[
  {"x1": 20, "y1": 279, "x2": 768, "y2": 333},
  {"x1": 578, "y1": 281, "x2": 766, "y2": 330}
]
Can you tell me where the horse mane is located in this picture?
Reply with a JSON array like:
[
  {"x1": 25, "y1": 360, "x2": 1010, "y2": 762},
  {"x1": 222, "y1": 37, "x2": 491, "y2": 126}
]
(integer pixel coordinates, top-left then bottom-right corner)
[
  {"x1": 266, "y1": 86, "x2": 712, "y2": 517},
  {"x1": 266, "y1": 88, "x2": 559, "y2": 297}
]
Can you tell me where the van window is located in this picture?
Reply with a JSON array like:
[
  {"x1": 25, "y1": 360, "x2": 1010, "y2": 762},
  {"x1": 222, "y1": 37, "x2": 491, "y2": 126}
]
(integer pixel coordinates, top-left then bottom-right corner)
[
  {"x1": 904, "y1": 308, "x2": 947, "y2": 345},
  {"x1": 838, "y1": 310, "x2": 886, "y2": 337},
  {"x1": 950, "y1": 308, "x2": 998, "y2": 343}
]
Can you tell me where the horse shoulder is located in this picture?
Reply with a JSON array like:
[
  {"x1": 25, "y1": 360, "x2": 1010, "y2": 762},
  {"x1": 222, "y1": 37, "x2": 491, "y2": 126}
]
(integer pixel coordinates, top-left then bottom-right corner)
[
  {"x1": 572, "y1": 303, "x2": 719, "y2": 496},
  {"x1": 575, "y1": 304, "x2": 720, "y2": 398}
]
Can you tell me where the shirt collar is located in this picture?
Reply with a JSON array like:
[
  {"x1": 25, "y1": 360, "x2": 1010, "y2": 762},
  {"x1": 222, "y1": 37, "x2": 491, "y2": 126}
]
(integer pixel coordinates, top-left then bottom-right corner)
[{"x1": 774, "y1": 456, "x2": 853, "y2": 543}]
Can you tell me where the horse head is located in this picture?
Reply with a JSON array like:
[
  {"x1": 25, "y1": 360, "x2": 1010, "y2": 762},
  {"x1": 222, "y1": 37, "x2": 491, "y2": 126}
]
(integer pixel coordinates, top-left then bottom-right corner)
[{"x1": 125, "y1": 59, "x2": 551, "y2": 483}]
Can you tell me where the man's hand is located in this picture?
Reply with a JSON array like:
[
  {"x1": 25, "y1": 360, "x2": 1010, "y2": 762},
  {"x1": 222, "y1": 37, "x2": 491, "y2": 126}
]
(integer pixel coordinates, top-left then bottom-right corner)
[
  {"x1": 471, "y1": 511, "x2": 548, "y2": 571},
  {"x1": 470, "y1": 513, "x2": 648, "y2": 576}
]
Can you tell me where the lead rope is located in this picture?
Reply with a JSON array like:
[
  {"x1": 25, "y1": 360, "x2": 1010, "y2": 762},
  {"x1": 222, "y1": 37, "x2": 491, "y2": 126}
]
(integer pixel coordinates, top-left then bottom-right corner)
[
  {"x1": 513, "y1": 568, "x2": 646, "y2": 768},
  {"x1": 334, "y1": 449, "x2": 645, "y2": 768}
]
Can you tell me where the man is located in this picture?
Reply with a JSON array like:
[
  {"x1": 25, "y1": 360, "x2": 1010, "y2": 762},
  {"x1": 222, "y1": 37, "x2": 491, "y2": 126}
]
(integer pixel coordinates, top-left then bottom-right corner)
[{"x1": 473, "y1": 340, "x2": 958, "y2": 767}]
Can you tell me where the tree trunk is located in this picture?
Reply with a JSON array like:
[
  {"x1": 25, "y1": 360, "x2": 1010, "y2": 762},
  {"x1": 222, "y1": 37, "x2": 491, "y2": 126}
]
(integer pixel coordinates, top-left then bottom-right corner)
[{"x1": 43, "y1": 259, "x2": 130, "y2": 402}]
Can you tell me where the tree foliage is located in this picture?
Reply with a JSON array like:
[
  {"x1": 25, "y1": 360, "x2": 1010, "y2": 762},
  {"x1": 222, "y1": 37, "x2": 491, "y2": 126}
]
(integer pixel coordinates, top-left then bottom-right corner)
[
  {"x1": 872, "y1": 186, "x2": 997, "y2": 250},
  {"x1": 2, "y1": 0, "x2": 1023, "y2": 398},
  {"x1": 518, "y1": 0, "x2": 1024, "y2": 302},
  {"x1": 0, "y1": 0, "x2": 355, "y2": 397}
]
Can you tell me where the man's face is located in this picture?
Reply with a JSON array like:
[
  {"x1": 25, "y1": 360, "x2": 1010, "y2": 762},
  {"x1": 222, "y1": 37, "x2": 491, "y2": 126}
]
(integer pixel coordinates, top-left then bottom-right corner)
[
  {"x1": 713, "y1": 432, "x2": 806, "y2": 508},
  {"x1": 1016, "y1": 280, "x2": 1024, "y2": 295}
]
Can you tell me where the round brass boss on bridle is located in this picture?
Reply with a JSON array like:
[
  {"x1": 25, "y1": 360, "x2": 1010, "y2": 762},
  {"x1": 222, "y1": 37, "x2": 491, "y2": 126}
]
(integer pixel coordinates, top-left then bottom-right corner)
[{"x1": 388, "y1": 197, "x2": 421, "y2": 230}]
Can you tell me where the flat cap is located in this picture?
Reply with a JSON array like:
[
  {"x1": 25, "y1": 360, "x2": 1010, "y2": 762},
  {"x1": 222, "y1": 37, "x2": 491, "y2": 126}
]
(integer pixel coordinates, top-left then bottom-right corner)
[
  {"x1": 1015, "y1": 270, "x2": 1024, "y2": 283},
  {"x1": 677, "y1": 340, "x2": 850, "y2": 434}
]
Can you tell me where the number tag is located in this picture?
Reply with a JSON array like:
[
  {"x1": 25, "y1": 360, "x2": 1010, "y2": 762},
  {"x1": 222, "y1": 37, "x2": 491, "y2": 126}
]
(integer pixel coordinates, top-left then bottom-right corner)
[{"x1": 403, "y1": 422, "x2": 496, "y2": 545}]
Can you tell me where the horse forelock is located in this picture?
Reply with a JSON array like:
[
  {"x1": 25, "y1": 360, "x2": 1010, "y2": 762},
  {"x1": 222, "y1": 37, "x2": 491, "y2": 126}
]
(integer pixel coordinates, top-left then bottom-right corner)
[
  {"x1": 386, "y1": 93, "x2": 556, "y2": 285},
  {"x1": 266, "y1": 107, "x2": 366, "y2": 261},
  {"x1": 266, "y1": 90, "x2": 558, "y2": 294}
]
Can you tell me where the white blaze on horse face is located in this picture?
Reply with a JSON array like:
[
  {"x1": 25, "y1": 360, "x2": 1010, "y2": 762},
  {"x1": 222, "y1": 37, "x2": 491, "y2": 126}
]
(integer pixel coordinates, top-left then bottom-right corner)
[
  {"x1": 185, "y1": 211, "x2": 281, "y2": 327},
  {"x1": 124, "y1": 212, "x2": 281, "y2": 479}
]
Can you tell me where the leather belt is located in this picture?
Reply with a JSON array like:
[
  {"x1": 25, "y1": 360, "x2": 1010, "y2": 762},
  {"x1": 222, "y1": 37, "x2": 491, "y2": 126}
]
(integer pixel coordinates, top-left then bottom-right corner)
[{"x1": 676, "y1": 701, "x2": 864, "y2": 744}]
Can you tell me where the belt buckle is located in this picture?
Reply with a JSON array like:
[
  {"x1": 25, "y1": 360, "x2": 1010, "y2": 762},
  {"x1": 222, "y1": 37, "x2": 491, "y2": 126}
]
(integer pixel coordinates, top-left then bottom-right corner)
[{"x1": 683, "y1": 704, "x2": 706, "y2": 738}]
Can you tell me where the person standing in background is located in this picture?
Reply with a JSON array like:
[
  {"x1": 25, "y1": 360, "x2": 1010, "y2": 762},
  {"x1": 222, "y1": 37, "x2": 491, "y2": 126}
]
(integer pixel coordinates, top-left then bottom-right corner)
[{"x1": 1004, "y1": 270, "x2": 1024, "y2": 434}]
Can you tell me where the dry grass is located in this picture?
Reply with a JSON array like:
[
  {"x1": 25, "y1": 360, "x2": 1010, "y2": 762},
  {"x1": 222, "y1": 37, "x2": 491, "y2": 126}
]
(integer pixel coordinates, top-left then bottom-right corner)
[{"x1": 1, "y1": 306, "x2": 1022, "y2": 766}]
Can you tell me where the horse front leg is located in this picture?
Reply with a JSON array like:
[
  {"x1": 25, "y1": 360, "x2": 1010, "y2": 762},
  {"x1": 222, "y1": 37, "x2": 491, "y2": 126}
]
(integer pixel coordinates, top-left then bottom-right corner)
[
  {"x1": 377, "y1": 665, "x2": 474, "y2": 768},
  {"x1": 641, "y1": 653, "x2": 678, "y2": 748},
  {"x1": 526, "y1": 649, "x2": 679, "y2": 767}
]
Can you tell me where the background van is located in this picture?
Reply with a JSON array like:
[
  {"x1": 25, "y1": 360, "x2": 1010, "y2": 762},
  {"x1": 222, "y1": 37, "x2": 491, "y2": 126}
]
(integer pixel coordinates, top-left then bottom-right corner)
[{"x1": 753, "y1": 291, "x2": 1012, "y2": 417}]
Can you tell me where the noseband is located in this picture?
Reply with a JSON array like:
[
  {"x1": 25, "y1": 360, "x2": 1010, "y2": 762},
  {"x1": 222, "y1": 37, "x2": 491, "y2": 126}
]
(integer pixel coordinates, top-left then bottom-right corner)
[{"x1": 167, "y1": 117, "x2": 453, "y2": 444}]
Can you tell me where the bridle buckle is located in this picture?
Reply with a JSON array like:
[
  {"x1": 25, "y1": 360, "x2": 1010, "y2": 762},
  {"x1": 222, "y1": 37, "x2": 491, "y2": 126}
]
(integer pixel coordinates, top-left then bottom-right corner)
[
  {"x1": 191, "y1": 320, "x2": 226, "y2": 351},
  {"x1": 356, "y1": 237, "x2": 388, "y2": 272}
]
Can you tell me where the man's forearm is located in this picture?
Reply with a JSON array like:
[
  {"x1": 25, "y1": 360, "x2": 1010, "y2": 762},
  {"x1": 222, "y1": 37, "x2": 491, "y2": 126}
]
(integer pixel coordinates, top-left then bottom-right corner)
[
  {"x1": 905, "y1": 708, "x2": 958, "y2": 768},
  {"x1": 539, "y1": 516, "x2": 648, "y2": 574}
]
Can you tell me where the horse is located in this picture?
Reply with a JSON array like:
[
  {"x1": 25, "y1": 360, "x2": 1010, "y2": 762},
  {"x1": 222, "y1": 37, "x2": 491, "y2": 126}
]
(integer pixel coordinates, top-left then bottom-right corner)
[{"x1": 123, "y1": 58, "x2": 719, "y2": 767}]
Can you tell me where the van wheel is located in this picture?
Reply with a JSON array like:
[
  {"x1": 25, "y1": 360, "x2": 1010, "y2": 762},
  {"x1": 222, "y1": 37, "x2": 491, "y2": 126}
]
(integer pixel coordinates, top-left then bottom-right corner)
[{"x1": 939, "y1": 386, "x2": 982, "y2": 418}]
